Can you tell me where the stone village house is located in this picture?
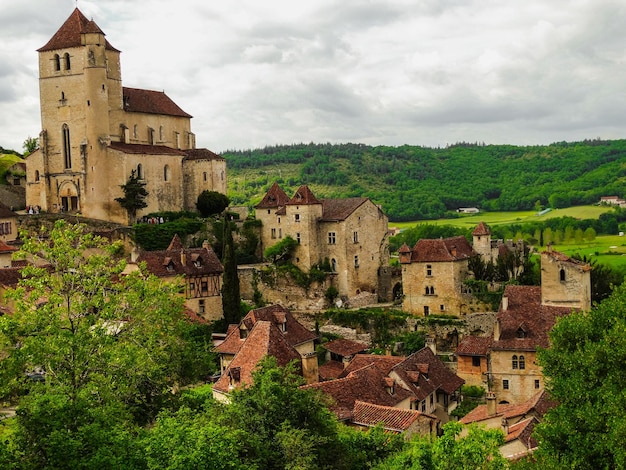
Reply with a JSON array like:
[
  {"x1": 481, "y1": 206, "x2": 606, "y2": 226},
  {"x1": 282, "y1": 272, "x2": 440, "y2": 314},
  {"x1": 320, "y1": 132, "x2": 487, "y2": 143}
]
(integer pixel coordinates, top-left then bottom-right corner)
[
  {"x1": 25, "y1": 8, "x2": 226, "y2": 224},
  {"x1": 254, "y1": 183, "x2": 390, "y2": 301},
  {"x1": 456, "y1": 248, "x2": 591, "y2": 404}
]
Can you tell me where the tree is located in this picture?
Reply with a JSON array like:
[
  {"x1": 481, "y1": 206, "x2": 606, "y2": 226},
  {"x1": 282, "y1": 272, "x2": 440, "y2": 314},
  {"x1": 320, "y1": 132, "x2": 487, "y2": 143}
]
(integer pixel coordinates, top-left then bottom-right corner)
[
  {"x1": 221, "y1": 215, "x2": 241, "y2": 326},
  {"x1": 264, "y1": 236, "x2": 298, "y2": 264},
  {"x1": 115, "y1": 169, "x2": 148, "y2": 225},
  {"x1": 196, "y1": 190, "x2": 230, "y2": 218},
  {"x1": 534, "y1": 285, "x2": 626, "y2": 468},
  {"x1": 22, "y1": 136, "x2": 38, "y2": 156},
  {"x1": 0, "y1": 221, "x2": 200, "y2": 467}
]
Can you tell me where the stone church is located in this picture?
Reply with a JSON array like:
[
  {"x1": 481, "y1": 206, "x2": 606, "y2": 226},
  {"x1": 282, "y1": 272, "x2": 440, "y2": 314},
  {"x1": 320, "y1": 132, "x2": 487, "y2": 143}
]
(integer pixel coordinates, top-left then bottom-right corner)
[{"x1": 25, "y1": 9, "x2": 226, "y2": 224}]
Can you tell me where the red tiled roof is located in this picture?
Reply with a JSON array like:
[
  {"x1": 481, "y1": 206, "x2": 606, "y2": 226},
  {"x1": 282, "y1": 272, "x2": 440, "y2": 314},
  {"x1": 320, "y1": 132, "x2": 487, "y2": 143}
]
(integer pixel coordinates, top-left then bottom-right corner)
[
  {"x1": 505, "y1": 417, "x2": 537, "y2": 444},
  {"x1": 134, "y1": 236, "x2": 223, "y2": 278},
  {"x1": 320, "y1": 198, "x2": 368, "y2": 221},
  {"x1": 109, "y1": 142, "x2": 186, "y2": 156},
  {"x1": 456, "y1": 336, "x2": 492, "y2": 356},
  {"x1": 352, "y1": 401, "x2": 431, "y2": 432},
  {"x1": 492, "y1": 285, "x2": 571, "y2": 351},
  {"x1": 542, "y1": 249, "x2": 592, "y2": 272},
  {"x1": 184, "y1": 148, "x2": 225, "y2": 162},
  {"x1": 339, "y1": 354, "x2": 405, "y2": 378},
  {"x1": 392, "y1": 347, "x2": 464, "y2": 398},
  {"x1": 286, "y1": 185, "x2": 321, "y2": 205},
  {"x1": 304, "y1": 363, "x2": 413, "y2": 421},
  {"x1": 123, "y1": 87, "x2": 192, "y2": 118},
  {"x1": 460, "y1": 390, "x2": 555, "y2": 424},
  {"x1": 0, "y1": 268, "x2": 23, "y2": 288},
  {"x1": 323, "y1": 338, "x2": 369, "y2": 357},
  {"x1": 255, "y1": 183, "x2": 290, "y2": 209},
  {"x1": 410, "y1": 236, "x2": 474, "y2": 262},
  {"x1": 472, "y1": 222, "x2": 491, "y2": 236},
  {"x1": 319, "y1": 360, "x2": 345, "y2": 381},
  {"x1": 0, "y1": 202, "x2": 17, "y2": 218},
  {"x1": 0, "y1": 240, "x2": 18, "y2": 253},
  {"x1": 213, "y1": 320, "x2": 302, "y2": 394},
  {"x1": 38, "y1": 8, "x2": 119, "y2": 52}
]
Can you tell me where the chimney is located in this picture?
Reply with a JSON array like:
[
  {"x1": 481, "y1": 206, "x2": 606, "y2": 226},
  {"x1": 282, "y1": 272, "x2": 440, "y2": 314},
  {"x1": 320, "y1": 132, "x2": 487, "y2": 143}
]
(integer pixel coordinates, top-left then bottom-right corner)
[
  {"x1": 180, "y1": 249, "x2": 186, "y2": 266},
  {"x1": 501, "y1": 296, "x2": 508, "y2": 312},
  {"x1": 130, "y1": 246, "x2": 140, "y2": 263},
  {"x1": 426, "y1": 337, "x2": 437, "y2": 355},
  {"x1": 486, "y1": 391, "x2": 497, "y2": 417},
  {"x1": 501, "y1": 417, "x2": 509, "y2": 435},
  {"x1": 202, "y1": 240, "x2": 210, "y2": 249}
]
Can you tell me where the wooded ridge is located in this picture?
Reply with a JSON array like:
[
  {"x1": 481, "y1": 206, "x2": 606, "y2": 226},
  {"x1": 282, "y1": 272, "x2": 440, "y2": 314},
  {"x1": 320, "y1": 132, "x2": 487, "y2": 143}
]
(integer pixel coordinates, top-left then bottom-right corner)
[{"x1": 223, "y1": 139, "x2": 626, "y2": 222}]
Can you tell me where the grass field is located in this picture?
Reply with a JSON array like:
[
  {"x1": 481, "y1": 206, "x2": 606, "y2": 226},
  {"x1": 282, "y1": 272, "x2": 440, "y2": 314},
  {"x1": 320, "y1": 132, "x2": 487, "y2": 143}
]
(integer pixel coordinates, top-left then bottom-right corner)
[
  {"x1": 0, "y1": 153, "x2": 24, "y2": 183},
  {"x1": 390, "y1": 206, "x2": 614, "y2": 231},
  {"x1": 548, "y1": 235, "x2": 626, "y2": 270}
]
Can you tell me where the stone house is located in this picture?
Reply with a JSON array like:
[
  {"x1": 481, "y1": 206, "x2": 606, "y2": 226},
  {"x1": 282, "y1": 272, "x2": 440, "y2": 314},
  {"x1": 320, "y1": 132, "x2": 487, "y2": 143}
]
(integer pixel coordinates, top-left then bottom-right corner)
[
  {"x1": 26, "y1": 8, "x2": 226, "y2": 224},
  {"x1": 318, "y1": 338, "x2": 369, "y2": 380},
  {"x1": 0, "y1": 203, "x2": 18, "y2": 244},
  {"x1": 460, "y1": 390, "x2": 556, "y2": 460},
  {"x1": 124, "y1": 235, "x2": 224, "y2": 322},
  {"x1": 213, "y1": 304, "x2": 319, "y2": 402},
  {"x1": 255, "y1": 183, "x2": 389, "y2": 300},
  {"x1": 456, "y1": 248, "x2": 591, "y2": 404},
  {"x1": 399, "y1": 235, "x2": 478, "y2": 316}
]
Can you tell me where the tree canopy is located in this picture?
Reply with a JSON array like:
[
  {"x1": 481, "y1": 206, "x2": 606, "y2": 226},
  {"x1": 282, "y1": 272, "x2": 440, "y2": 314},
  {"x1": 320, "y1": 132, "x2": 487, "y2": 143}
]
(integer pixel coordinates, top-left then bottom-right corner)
[
  {"x1": 115, "y1": 169, "x2": 148, "y2": 224},
  {"x1": 196, "y1": 190, "x2": 230, "y2": 218}
]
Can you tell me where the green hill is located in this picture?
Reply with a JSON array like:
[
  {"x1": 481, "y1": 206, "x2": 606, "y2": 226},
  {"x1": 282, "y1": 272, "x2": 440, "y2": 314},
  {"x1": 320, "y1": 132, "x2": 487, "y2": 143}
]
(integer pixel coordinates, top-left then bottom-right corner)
[
  {"x1": 0, "y1": 153, "x2": 25, "y2": 184},
  {"x1": 223, "y1": 139, "x2": 626, "y2": 222}
]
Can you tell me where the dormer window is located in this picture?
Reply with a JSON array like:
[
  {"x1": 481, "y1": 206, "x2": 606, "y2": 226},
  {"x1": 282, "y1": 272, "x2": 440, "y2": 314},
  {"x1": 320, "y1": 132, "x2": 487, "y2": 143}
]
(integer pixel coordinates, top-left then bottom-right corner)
[
  {"x1": 516, "y1": 328, "x2": 526, "y2": 338},
  {"x1": 280, "y1": 321, "x2": 286, "y2": 332},
  {"x1": 239, "y1": 328, "x2": 248, "y2": 339}
]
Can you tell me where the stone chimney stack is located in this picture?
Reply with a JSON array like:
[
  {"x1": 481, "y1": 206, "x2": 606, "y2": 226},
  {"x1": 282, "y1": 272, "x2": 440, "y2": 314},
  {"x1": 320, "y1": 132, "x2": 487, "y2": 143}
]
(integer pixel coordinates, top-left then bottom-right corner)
[
  {"x1": 180, "y1": 249, "x2": 187, "y2": 266},
  {"x1": 501, "y1": 296, "x2": 508, "y2": 312},
  {"x1": 130, "y1": 246, "x2": 140, "y2": 263},
  {"x1": 486, "y1": 391, "x2": 497, "y2": 417},
  {"x1": 501, "y1": 417, "x2": 509, "y2": 435},
  {"x1": 426, "y1": 337, "x2": 437, "y2": 355},
  {"x1": 202, "y1": 240, "x2": 210, "y2": 249}
]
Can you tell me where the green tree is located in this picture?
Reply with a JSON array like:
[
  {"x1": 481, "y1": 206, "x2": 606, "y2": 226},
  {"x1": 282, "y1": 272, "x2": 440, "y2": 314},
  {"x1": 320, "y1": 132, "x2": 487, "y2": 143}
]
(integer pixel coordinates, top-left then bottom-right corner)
[
  {"x1": 22, "y1": 136, "x2": 38, "y2": 156},
  {"x1": 115, "y1": 169, "x2": 148, "y2": 225},
  {"x1": 0, "y1": 221, "x2": 200, "y2": 467},
  {"x1": 535, "y1": 285, "x2": 626, "y2": 468},
  {"x1": 221, "y1": 215, "x2": 241, "y2": 326},
  {"x1": 196, "y1": 190, "x2": 230, "y2": 218},
  {"x1": 583, "y1": 226, "x2": 596, "y2": 241},
  {"x1": 264, "y1": 236, "x2": 298, "y2": 264}
]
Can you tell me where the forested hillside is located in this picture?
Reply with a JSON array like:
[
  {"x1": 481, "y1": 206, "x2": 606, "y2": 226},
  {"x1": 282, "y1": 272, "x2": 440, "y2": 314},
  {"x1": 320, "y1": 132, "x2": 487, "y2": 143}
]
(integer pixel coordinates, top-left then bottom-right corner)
[{"x1": 223, "y1": 139, "x2": 626, "y2": 221}]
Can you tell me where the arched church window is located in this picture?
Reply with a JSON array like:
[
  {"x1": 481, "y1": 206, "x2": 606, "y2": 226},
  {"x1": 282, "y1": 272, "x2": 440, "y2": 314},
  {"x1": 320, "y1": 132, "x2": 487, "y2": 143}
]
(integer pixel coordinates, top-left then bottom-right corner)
[
  {"x1": 62, "y1": 124, "x2": 71, "y2": 169},
  {"x1": 54, "y1": 54, "x2": 61, "y2": 71},
  {"x1": 559, "y1": 268, "x2": 566, "y2": 282},
  {"x1": 512, "y1": 355, "x2": 518, "y2": 369},
  {"x1": 64, "y1": 52, "x2": 71, "y2": 70},
  {"x1": 519, "y1": 355, "x2": 525, "y2": 370}
]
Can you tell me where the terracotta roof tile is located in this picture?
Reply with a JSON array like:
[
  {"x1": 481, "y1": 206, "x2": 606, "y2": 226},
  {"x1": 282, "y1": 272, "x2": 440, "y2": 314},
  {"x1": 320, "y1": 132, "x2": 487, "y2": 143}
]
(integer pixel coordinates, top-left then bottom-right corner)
[
  {"x1": 352, "y1": 401, "x2": 431, "y2": 432},
  {"x1": 184, "y1": 148, "x2": 225, "y2": 162},
  {"x1": 339, "y1": 354, "x2": 405, "y2": 378},
  {"x1": 286, "y1": 185, "x2": 320, "y2": 205},
  {"x1": 213, "y1": 320, "x2": 302, "y2": 393},
  {"x1": 123, "y1": 87, "x2": 192, "y2": 118},
  {"x1": 456, "y1": 336, "x2": 492, "y2": 356},
  {"x1": 0, "y1": 268, "x2": 22, "y2": 288},
  {"x1": 323, "y1": 338, "x2": 369, "y2": 357},
  {"x1": 38, "y1": 8, "x2": 119, "y2": 52},
  {"x1": 472, "y1": 222, "x2": 491, "y2": 236},
  {"x1": 0, "y1": 240, "x2": 18, "y2": 254},
  {"x1": 543, "y1": 248, "x2": 592, "y2": 272},
  {"x1": 410, "y1": 236, "x2": 474, "y2": 262},
  {"x1": 109, "y1": 142, "x2": 186, "y2": 156},
  {"x1": 319, "y1": 360, "x2": 345, "y2": 381},
  {"x1": 303, "y1": 363, "x2": 413, "y2": 421},
  {"x1": 460, "y1": 390, "x2": 555, "y2": 424},
  {"x1": 255, "y1": 183, "x2": 290, "y2": 209},
  {"x1": 320, "y1": 198, "x2": 368, "y2": 221}
]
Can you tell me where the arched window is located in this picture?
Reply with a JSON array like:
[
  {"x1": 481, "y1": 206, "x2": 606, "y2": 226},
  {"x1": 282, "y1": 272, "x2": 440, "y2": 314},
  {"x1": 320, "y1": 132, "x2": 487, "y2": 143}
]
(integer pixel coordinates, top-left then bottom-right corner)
[
  {"x1": 519, "y1": 355, "x2": 525, "y2": 370},
  {"x1": 512, "y1": 355, "x2": 518, "y2": 369},
  {"x1": 203, "y1": 171, "x2": 207, "y2": 182},
  {"x1": 559, "y1": 268, "x2": 566, "y2": 282},
  {"x1": 331, "y1": 258, "x2": 337, "y2": 272},
  {"x1": 34, "y1": 170, "x2": 40, "y2": 182},
  {"x1": 64, "y1": 52, "x2": 71, "y2": 70},
  {"x1": 159, "y1": 125, "x2": 164, "y2": 142},
  {"x1": 137, "y1": 164, "x2": 143, "y2": 180},
  {"x1": 54, "y1": 54, "x2": 61, "y2": 71},
  {"x1": 164, "y1": 165, "x2": 170, "y2": 182},
  {"x1": 62, "y1": 124, "x2": 71, "y2": 169}
]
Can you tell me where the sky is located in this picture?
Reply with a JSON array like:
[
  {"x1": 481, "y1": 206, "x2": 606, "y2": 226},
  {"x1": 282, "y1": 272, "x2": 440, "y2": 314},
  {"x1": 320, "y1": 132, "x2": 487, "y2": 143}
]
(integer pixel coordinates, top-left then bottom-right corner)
[{"x1": 1, "y1": 0, "x2": 625, "y2": 154}]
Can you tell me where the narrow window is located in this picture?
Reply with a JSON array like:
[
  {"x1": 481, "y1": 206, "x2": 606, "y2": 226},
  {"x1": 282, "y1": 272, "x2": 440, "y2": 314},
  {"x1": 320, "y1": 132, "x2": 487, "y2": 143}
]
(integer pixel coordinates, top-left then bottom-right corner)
[
  {"x1": 296, "y1": 233, "x2": 301, "y2": 244},
  {"x1": 159, "y1": 125, "x2": 164, "y2": 142},
  {"x1": 512, "y1": 355, "x2": 518, "y2": 369},
  {"x1": 54, "y1": 54, "x2": 61, "y2": 71},
  {"x1": 133, "y1": 124, "x2": 138, "y2": 138},
  {"x1": 328, "y1": 232, "x2": 336, "y2": 244},
  {"x1": 64, "y1": 52, "x2": 71, "y2": 70},
  {"x1": 440, "y1": 304, "x2": 444, "y2": 311},
  {"x1": 198, "y1": 299, "x2": 205, "y2": 314},
  {"x1": 278, "y1": 228, "x2": 282, "y2": 239},
  {"x1": 203, "y1": 171, "x2": 207, "y2": 182},
  {"x1": 137, "y1": 164, "x2": 143, "y2": 180},
  {"x1": 354, "y1": 255, "x2": 359, "y2": 268},
  {"x1": 519, "y1": 355, "x2": 525, "y2": 370},
  {"x1": 295, "y1": 213, "x2": 300, "y2": 223},
  {"x1": 353, "y1": 231, "x2": 358, "y2": 243},
  {"x1": 175, "y1": 131, "x2": 180, "y2": 148},
  {"x1": 35, "y1": 170, "x2": 40, "y2": 182},
  {"x1": 426, "y1": 264, "x2": 432, "y2": 276},
  {"x1": 503, "y1": 379, "x2": 509, "y2": 390},
  {"x1": 201, "y1": 281, "x2": 208, "y2": 295},
  {"x1": 62, "y1": 124, "x2": 71, "y2": 169},
  {"x1": 472, "y1": 356, "x2": 480, "y2": 367},
  {"x1": 271, "y1": 228, "x2": 276, "y2": 239},
  {"x1": 149, "y1": 128, "x2": 155, "y2": 145},
  {"x1": 559, "y1": 268, "x2": 566, "y2": 282},
  {"x1": 164, "y1": 165, "x2": 170, "y2": 182},
  {"x1": 331, "y1": 258, "x2": 337, "y2": 272},
  {"x1": 424, "y1": 306, "x2": 430, "y2": 316},
  {"x1": 534, "y1": 379, "x2": 540, "y2": 389}
]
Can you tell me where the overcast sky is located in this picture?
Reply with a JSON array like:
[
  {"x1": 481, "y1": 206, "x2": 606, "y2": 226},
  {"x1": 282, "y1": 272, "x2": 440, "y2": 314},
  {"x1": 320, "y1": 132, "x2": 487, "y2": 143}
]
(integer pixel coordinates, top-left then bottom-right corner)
[{"x1": 1, "y1": 0, "x2": 625, "y2": 154}]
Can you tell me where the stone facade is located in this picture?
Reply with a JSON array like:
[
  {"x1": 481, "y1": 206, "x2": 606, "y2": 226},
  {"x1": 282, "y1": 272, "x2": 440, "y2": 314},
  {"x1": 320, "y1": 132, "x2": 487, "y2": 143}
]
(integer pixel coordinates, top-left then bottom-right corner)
[
  {"x1": 255, "y1": 183, "x2": 389, "y2": 300},
  {"x1": 0, "y1": 203, "x2": 18, "y2": 244},
  {"x1": 26, "y1": 9, "x2": 226, "y2": 225}
]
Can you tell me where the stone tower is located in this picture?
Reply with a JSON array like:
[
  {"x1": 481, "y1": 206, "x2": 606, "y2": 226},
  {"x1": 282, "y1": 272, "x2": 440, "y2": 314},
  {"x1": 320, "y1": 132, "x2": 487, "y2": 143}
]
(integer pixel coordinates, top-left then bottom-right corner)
[
  {"x1": 472, "y1": 221, "x2": 492, "y2": 264},
  {"x1": 540, "y1": 247, "x2": 591, "y2": 311},
  {"x1": 284, "y1": 185, "x2": 323, "y2": 271}
]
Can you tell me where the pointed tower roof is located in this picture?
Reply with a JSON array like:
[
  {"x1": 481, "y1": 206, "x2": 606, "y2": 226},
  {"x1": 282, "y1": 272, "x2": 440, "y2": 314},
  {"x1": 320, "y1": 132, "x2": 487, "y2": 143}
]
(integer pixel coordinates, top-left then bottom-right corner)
[
  {"x1": 472, "y1": 221, "x2": 491, "y2": 236},
  {"x1": 286, "y1": 185, "x2": 320, "y2": 205},
  {"x1": 255, "y1": 182, "x2": 290, "y2": 209},
  {"x1": 38, "y1": 8, "x2": 119, "y2": 52},
  {"x1": 166, "y1": 234, "x2": 184, "y2": 251}
]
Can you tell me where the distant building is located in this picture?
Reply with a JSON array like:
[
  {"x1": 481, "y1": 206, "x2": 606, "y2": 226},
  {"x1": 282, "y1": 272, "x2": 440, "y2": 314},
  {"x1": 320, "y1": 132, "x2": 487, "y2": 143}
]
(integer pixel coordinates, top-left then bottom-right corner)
[
  {"x1": 0, "y1": 203, "x2": 18, "y2": 244},
  {"x1": 457, "y1": 207, "x2": 480, "y2": 214},
  {"x1": 26, "y1": 8, "x2": 226, "y2": 224}
]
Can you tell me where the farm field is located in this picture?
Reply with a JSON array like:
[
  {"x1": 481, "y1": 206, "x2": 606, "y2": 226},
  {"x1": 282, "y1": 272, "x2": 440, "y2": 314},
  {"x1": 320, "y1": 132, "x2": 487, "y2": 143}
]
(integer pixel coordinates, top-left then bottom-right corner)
[
  {"x1": 548, "y1": 235, "x2": 626, "y2": 270},
  {"x1": 390, "y1": 205, "x2": 614, "y2": 231}
]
